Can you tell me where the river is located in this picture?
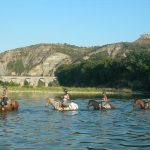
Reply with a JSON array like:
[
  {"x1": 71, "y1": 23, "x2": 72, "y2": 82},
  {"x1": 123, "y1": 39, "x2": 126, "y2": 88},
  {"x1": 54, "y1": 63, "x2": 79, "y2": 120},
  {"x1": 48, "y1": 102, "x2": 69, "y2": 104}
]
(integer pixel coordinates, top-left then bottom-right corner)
[{"x1": 0, "y1": 92, "x2": 150, "y2": 150}]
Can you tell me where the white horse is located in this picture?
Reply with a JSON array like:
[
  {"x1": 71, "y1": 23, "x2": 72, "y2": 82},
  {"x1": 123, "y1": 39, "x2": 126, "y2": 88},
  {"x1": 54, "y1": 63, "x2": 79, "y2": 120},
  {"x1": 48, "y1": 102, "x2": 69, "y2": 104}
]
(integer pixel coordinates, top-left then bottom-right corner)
[{"x1": 46, "y1": 98, "x2": 78, "y2": 111}]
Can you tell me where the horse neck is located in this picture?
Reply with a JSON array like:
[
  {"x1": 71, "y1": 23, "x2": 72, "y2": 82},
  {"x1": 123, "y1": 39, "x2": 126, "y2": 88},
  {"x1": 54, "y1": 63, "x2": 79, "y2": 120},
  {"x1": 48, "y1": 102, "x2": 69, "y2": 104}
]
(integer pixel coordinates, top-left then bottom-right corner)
[
  {"x1": 49, "y1": 99, "x2": 60, "y2": 109},
  {"x1": 10, "y1": 100, "x2": 18, "y2": 110},
  {"x1": 137, "y1": 100, "x2": 145, "y2": 109}
]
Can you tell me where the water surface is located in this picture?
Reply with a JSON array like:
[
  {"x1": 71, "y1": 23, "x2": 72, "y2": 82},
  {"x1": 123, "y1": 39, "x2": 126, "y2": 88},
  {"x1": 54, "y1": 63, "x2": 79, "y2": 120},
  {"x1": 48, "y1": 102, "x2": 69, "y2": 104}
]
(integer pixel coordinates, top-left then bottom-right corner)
[{"x1": 0, "y1": 92, "x2": 150, "y2": 150}]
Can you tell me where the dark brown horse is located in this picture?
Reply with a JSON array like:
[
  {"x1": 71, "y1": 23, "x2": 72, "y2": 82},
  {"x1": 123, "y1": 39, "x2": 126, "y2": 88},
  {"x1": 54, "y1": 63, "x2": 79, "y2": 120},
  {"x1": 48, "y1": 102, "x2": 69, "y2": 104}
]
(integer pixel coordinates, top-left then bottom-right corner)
[
  {"x1": 88, "y1": 100, "x2": 115, "y2": 110},
  {"x1": 88, "y1": 100, "x2": 100, "y2": 110},
  {"x1": 133, "y1": 99, "x2": 150, "y2": 109},
  {"x1": 0, "y1": 99, "x2": 19, "y2": 111}
]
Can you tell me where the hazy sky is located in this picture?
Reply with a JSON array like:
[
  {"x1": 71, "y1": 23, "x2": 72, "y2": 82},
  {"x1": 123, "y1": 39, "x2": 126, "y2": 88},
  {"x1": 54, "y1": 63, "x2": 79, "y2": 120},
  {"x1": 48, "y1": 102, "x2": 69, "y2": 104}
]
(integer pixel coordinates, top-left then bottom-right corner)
[{"x1": 0, "y1": 0, "x2": 150, "y2": 52}]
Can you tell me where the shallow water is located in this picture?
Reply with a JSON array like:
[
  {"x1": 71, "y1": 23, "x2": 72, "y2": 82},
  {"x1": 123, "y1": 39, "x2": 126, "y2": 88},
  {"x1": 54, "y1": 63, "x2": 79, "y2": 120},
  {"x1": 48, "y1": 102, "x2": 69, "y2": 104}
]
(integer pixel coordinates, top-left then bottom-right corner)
[{"x1": 0, "y1": 92, "x2": 150, "y2": 150}]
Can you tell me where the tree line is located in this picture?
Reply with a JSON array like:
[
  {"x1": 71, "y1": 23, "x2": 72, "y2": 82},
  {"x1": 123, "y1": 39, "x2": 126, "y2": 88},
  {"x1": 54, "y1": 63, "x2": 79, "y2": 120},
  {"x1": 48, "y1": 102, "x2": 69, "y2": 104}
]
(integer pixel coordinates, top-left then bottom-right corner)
[{"x1": 55, "y1": 49, "x2": 150, "y2": 90}]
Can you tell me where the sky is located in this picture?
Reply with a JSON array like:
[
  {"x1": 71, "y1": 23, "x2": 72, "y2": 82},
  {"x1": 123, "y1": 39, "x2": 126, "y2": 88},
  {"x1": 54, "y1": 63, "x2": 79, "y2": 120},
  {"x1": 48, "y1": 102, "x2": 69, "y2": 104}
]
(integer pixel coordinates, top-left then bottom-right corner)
[{"x1": 0, "y1": 0, "x2": 150, "y2": 52}]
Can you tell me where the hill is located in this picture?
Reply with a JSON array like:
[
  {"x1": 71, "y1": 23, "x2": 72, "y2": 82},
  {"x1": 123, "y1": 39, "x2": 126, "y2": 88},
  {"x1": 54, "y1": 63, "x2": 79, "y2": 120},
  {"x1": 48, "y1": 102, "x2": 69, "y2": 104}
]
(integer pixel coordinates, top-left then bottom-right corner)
[
  {"x1": 0, "y1": 34, "x2": 150, "y2": 77},
  {"x1": 0, "y1": 43, "x2": 90, "y2": 76}
]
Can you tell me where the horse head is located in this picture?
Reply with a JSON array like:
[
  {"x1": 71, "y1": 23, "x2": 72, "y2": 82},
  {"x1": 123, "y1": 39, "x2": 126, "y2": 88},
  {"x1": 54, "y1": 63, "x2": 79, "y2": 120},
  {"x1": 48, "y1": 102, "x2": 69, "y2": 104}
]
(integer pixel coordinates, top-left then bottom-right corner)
[
  {"x1": 46, "y1": 98, "x2": 51, "y2": 106},
  {"x1": 88, "y1": 100, "x2": 93, "y2": 107},
  {"x1": 46, "y1": 98, "x2": 61, "y2": 110},
  {"x1": 88, "y1": 100, "x2": 100, "y2": 110},
  {"x1": 133, "y1": 99, "x2": 145, "y2": 109},
  {"x1": 12, "y1": 99, "x2": 19, "y2": 110}
]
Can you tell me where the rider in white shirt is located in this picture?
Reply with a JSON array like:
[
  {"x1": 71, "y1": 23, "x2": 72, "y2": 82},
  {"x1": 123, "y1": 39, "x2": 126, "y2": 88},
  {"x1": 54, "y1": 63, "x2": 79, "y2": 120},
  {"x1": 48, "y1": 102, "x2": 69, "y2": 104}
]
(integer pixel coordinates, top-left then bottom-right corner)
[
  {"x1": 100, "y1": 92, "x2": 108, "y2": 108},
  {"x1": 62, "y1": 90, "x2": 70, "y2": 107}
]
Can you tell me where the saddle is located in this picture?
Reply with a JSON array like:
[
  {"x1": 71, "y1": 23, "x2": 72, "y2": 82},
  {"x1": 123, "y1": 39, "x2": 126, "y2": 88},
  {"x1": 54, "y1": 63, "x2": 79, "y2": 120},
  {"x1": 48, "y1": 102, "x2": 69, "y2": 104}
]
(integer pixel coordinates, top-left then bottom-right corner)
[{"x1": 61, "y1": 102, "x2": 70, "y2": 108}]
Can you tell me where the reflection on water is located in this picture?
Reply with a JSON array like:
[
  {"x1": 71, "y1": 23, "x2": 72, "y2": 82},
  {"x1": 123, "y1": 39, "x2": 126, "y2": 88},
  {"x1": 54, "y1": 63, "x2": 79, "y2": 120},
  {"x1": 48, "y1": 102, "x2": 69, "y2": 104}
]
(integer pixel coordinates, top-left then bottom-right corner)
[{"x1": 0, "y1": 92, "x2": 150, "y2": 150}]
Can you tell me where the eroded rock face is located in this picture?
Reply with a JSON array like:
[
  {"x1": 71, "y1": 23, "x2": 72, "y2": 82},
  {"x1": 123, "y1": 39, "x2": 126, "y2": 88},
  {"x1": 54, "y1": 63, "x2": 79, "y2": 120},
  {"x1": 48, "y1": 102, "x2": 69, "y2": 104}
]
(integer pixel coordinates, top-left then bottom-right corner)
[
  {"x1": 28, "y1": 53, "x2": 71, "y2": 76},
  {"x1": 86, "y1": 43, "x2": 124, "y2": 58},
  {"x1": 135, "y1": 34, "x2": 150, "y2": 45}
]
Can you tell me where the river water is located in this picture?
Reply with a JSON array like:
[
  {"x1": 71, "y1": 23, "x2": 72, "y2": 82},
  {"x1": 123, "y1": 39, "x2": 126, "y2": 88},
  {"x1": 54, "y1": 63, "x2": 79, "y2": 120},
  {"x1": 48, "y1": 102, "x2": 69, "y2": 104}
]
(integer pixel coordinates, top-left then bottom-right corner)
[{"x1": 0, "y1": 92, "x2": 150, "y2": 150}]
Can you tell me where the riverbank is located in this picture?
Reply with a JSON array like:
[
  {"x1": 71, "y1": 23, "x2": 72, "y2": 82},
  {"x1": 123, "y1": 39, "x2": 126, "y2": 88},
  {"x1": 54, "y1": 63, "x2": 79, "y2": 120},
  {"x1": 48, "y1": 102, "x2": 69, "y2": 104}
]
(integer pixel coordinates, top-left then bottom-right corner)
[{"x1": 0, "y1": 86, "x2": 132, "y2": 94}]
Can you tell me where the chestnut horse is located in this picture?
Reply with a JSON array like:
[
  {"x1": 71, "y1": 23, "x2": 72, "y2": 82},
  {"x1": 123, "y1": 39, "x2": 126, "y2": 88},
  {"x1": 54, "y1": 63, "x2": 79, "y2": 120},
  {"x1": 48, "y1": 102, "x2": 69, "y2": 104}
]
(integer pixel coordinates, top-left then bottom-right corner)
[
  {"x1": 133, "y1": 99, "x2": 150, "y2": 109},
  {"x1": 0, "y1": 99, "x2": 19, "y2": 111}
]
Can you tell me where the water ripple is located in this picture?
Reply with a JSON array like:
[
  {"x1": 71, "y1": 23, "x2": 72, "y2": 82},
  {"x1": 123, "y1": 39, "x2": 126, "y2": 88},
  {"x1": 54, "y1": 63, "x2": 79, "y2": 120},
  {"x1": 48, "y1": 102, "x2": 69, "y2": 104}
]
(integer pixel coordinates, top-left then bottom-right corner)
[{"x1": 0, "y1": 95, "x2": 150, "y2": 150}]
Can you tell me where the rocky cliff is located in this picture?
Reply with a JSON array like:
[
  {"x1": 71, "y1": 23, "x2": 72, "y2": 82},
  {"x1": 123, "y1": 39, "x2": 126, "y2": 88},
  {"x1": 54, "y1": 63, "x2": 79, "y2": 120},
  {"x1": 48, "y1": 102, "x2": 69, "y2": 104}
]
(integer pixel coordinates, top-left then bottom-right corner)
[{"x1": 135, "y1": 34, "x2": 150, "y2": 45}]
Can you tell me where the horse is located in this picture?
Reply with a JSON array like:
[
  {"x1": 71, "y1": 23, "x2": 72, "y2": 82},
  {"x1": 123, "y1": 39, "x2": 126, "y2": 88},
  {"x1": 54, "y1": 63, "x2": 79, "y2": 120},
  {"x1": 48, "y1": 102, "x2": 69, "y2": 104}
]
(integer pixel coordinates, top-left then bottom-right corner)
[
  {"x1": 133, "y1": 99, "x2": 150, "y2": 109},
  {"x1": 0, "y1": 99, "x2": 19, "y2": 111},
  {"x1": 46, "y1": 98, "x2": 78, "y2": 111},
  {"x1": 88, "y1": 100, "x2": 115, "y2": 110}
]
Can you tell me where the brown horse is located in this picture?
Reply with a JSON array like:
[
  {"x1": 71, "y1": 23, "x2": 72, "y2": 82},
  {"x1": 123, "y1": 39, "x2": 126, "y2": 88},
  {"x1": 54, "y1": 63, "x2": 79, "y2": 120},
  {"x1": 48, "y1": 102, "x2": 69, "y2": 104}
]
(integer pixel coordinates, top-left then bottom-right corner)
[
  {"x1": 0, "y1": 99, "x2": 19, "y2": 111},
  {"x1": 133, "y1": 99, "x2": 150, "y2": 109},
  {"x1": 88, "y1": 100, "x2": 115, "y2": 110}
]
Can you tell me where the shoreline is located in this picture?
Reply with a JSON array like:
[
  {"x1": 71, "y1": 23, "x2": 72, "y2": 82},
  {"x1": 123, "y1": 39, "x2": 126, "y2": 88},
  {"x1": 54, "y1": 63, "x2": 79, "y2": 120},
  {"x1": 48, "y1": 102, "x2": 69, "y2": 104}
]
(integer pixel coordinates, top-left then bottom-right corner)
[
  {"x1": 3, "y1": 86, "x2": 148, "y2": 95},
  {"x1": 0, "y1": 86, "x2": 133, "y2": 95}
]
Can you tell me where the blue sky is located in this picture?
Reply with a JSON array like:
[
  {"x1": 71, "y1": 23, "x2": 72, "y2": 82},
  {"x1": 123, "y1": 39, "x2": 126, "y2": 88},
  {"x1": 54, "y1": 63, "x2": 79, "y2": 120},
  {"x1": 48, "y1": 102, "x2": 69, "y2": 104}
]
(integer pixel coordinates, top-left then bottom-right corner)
[{"x1": 0, "y1": 0, "x2": 150, "y2": 52}]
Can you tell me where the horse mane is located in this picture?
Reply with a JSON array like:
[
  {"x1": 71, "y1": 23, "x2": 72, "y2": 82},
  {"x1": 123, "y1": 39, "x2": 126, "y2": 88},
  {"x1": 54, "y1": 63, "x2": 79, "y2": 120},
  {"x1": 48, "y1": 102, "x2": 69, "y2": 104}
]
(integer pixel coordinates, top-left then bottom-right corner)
[
  {"x1": 48, "y1": 98, "x2": 61, "y2": 109},
  {"x1": 134, "y1": 99, "x2": 140, "y2": 103},
  {"x1": 88, "y1": 100, "x2": 99, "y2": 104}
]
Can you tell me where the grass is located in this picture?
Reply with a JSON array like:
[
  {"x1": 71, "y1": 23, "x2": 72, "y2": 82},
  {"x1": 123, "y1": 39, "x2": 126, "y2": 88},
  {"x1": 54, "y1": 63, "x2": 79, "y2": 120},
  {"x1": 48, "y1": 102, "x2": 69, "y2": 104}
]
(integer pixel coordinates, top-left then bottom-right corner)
[{"x1": 3, "y1": 86, "x2": 132, "y2": 94}]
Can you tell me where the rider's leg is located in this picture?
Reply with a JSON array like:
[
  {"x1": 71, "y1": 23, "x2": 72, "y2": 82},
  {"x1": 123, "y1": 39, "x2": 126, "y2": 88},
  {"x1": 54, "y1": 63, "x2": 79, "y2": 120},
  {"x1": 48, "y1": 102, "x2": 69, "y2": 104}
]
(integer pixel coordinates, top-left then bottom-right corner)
[{"x1": 62, "y1": 102, "x2": 69, "y2": 107}]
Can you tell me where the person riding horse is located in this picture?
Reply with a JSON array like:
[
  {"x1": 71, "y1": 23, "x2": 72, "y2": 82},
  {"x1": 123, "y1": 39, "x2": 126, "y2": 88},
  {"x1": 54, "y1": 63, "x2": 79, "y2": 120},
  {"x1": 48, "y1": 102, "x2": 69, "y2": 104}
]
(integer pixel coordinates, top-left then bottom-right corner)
[
  {"x1": 46, "y1": 98, "x2": 78, "y2": 111},
  {"x1": 88, "y1": 92, "x2": 115, "y2": 110},
  {"x1": 61, "y1": 90, "x2": 70, "y2": 107},
  {"x1": 100, "y1": 92, "x2": 109, "y2": 109},
  {"x1": 0, "y1": 86, "x2": 8, "y2": 106},
  {"x1": 0, "y1": 85, "x2": 19, "y2": 111}
]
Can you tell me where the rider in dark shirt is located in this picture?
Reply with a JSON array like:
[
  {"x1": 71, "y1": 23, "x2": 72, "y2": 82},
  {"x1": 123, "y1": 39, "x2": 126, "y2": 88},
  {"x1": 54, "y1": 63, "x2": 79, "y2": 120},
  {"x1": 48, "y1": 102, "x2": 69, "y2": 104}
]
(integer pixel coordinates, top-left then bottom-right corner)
[{"x1": 0, "y1": 86, "x2": 8, "y2": 106}]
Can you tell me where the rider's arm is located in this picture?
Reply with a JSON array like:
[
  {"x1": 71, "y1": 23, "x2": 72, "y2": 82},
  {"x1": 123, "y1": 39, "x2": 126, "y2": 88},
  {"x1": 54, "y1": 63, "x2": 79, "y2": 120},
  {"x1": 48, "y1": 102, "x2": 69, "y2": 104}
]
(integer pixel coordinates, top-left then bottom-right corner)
[{"x1": 67, "y1": 94, "x2": 70, "y2": 100}]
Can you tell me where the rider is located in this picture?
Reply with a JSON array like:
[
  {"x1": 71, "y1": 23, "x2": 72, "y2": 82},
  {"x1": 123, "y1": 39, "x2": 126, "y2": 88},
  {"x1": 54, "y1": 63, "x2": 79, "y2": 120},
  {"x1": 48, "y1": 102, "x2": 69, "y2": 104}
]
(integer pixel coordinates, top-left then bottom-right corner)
[
  {"x1": 100, "y1": 92, "x2": 108, "y2": 109},
  {"x1": 0, "y1": 85, "x2": 9, "y2": 106},
  {"x1": 61, "y1": 89, "x2": 70, "y2": 107}
]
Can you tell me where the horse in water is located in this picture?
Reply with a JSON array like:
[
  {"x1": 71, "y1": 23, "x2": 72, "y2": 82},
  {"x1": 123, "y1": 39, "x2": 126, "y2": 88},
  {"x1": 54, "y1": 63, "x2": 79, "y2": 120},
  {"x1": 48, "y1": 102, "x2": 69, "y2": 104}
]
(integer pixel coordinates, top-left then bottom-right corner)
[
  {"x1": 46, "y1": 98, "x2": 78, "y2": 111},
  {"x1": 88, "y1": 100, "x2": 115, "y2": 110},
  {"x1": 133, "y1": 99, "x2": 150, "y2": 109},
  {"x1": 0, "y1": 99, "x2": 19, "y2": 111}
]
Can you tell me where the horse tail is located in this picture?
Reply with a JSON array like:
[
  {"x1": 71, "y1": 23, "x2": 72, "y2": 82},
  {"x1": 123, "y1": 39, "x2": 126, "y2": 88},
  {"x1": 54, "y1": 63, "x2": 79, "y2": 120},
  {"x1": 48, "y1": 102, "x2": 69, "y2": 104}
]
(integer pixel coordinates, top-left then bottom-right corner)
[{"x1": 45, "y1": 98, "x2": 51, "y2": 107}]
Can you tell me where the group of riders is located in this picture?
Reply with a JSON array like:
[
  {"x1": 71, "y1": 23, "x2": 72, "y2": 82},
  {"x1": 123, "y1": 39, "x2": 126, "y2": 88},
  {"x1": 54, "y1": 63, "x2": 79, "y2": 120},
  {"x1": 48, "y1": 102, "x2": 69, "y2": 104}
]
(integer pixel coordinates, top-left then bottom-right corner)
[
  {"x1": 0, "y1": 85, "x2": 108, "y2": 109},
  {"x1": 1, "y1": 86, "x2": 149, "y2": 110}
]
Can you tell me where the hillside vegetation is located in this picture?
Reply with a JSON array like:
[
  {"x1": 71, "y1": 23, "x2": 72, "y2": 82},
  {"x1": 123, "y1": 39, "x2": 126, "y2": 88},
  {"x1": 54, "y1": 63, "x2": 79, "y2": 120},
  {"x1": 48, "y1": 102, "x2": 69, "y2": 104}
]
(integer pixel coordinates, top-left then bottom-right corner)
[{"x1": 56, "y1": 35, "x2": 150, "y2": 90}]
